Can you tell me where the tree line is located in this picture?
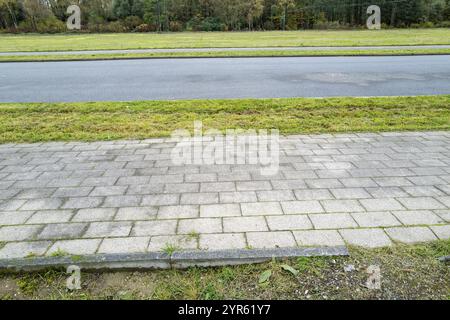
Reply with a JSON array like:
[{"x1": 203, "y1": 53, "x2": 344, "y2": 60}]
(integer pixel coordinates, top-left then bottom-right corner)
[{"x1": 1, "y1": 0, "x2": 449, "y2": 33}]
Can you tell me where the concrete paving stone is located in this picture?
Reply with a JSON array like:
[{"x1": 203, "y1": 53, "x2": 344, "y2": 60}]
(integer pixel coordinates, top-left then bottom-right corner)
[
  {"x1": 142, "y1": 194, "x2": 180, "y2": 206},
  {"x1": 374, "y1": 177, "x2": 414, "y2": 187},
  {"x1": 217, "y1": 172, "x2": 251, "y2": 182},
  {"x1": 365, "y1": 187, "x2": 409, "y2": 199},
  {"x1": 102, "y1": 195, "x2": 142, "y2": 208},
  {"x1": 27, "y1": 210, "x2": 74, "y2": 224},
  {"x1": 402, "y1": 186, "x2": 445, "y2": 197},
  {"x1": 150, "y1": 174, "x2": 183, "y2": 184},
  {"x1": 180, "y1": 193, "x2": 218, "y2": 205},
  {"x1": 266, "y1": 215, "x2": 312, "y2": 231},
  {"x1": 165, "y1": 183, "x2": 199, "y2": 193},
  {"x1": 223, "y1": 216, "x2": 268, "y2": 232},
  {"x1": 351, "y1": 212, "x2": 402, "y2": 227},
  {"x1": 434, "y1": 210, "x2": 450, "y2": 222},
  {"x1": 257, "y1": 190, "x2": 295, "y2": 202},
  {"x1": 200, "y1": 182, "x2": 236, "y2": 192},
  {"x1": 0, "y1": 211, "x2": 34, "y2": 226},
  {"x1": 436, "y1": 185, "x2": 450, "y2": 195},
  {"x1": 330, "y1": 188, "x2": 371, "y2": 199},
  {"x1": 132, "y1": 220, "x2": 177, "y2": 236},
  {"x1": 0, "y1": 200, "x2": 27, "y2": 211},
  {"x1": 0, "y1": 225, "x2": 43, "y2": 241},
  {"x1": 293, "y1": 230, "x2": 345, "y2": 246},
  {"x1": 348, "y1": 169, "x2": 382, "y2": 178},
  {"x1": 20, "y1": 198, "x2": 63, "y2": 211},
  {"x1": 200, "y1": 203, "x2": 241, "y2": 217},
  {"x1": 305, "y1": 179, "x2": 343, "y2": 189},
  {"x1": 52, "y1": 187, "x2": 93, "y2": 198},
  {"x1": 0, "y1": 241, "x2": 52, "y2": 259},
  {"x1": 408, "y1": 176, "x2": 446, "y2": 186},
  {"x1": 241, "y1": 202, "x2": 282, "y2": 216},
  {"x1": 148, "y1": 235, "x2": 198, "y2": 251},
  {"x1": 236, "y1": 181, "x2": 272, "y2": 191},
  {"x1": 392, "y1": 210, "x2": 444, "y2": 225},
  {"x1": 103, "y1": 169, "x2": 136, "y2": 177},
  {"x1": 282, "y1": 170, "x2": 317, "y2": 179},
  {"x1": 115, "y1": 207, "x2": 158, "y2": 220},
  {"x1": 62, "y1": 197, "x2": 104, "y2": 209},
  {"x1": 98, "y1": 237, "x2": 150, "y2": 254},
  {"x1": 0, "y1": 181, "x2": 15, "y2": 191},
  {"x1": 309, "y1": 213, "x2": 358, "y2": 229},
  {"x1": 378, "y1": 168, "x2": 415, "y2": 177},
  {"x1": 84, "y1": 221, "x2": 132, "y2": 238},
  {"x1": 281, "y1": 200, "x2": 323, "y2": 214},
  {"x1": 339, "y1": 178, "x2": 378, "y2": 188},
  {"x1": 81, "y1": 177, "x2": 118, "y2": 187},
  {"x1": 38, "y1": 223, "x2": 87, "y2": 240},
  {"x1": 397, "y1": 197, "x2": 447, "y2": 210},
  {"x1": 316, "y1": 170, "x2": 350, "y2": 179},
  {"x1": 219, "y1": 191, "x2": 257, "y2": 203},
  {"x1": 126, "y1": 184, "x2": 165, "y2": 195},
  {"x1": 90, "y1": 186, "x2": 127, "y2": 196},
  {"x1": 199, "y1": 233, "x2": 246, "y2": 250},
  {"x1": 339, "y1": 229, "x2": 392, "y2": 248},
  {"x1": 47, "y1": 239, "x2": 101, "y2": 256},
  {"x1": 293, "y1": 189, "x2": 333, "y2": 201},
  {"x1": 46, "y1": 178, "x2": 84, "y2": 188},
  {"x1": 430, "y1": 224, "x2": 450, "y2": 239},
  {"x1": 411, "y1": 167, "x2": 447, "y2": 176},
  {"x1": 436, "y1": 196, "x2": 450, "y2": 207},
  {"x1": 157, "y1": 205, "x2": 198, "y2": 219},
  {"x1": 185, "y1": 173, "x2": 217, "y2": 183},
  {"x1": 321, "y1": 199, "x2": 364, "y2": 213},
  {"x1": 359, "y1": 198, "x2": 405, "y2": 211},
  {"x1": 270, "y1": 180, "x2": 307, "y2": 190},
  {"x1": 178, "y1": 218, "x2": 222, "y2": 234},
  {"x1": 246, "y1": 231, "x2": 296, "y2": 249},
  {"x1": 5, "y1": 171, "x2": 42, "y2": 181},
  {"x1": 116, "y1": 176, "x2": 150, "y2": 186},
  {"x1": 72, "y1": 208, "x2": 116, "y2": 222},
  {"x1": 385, "y1": 226, "x2": 438, "y2": 243}
]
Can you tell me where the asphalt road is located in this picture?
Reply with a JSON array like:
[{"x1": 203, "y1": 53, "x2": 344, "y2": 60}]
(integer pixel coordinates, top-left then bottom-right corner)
[{"x1": 1, "y1": 55, "x2": 449, "y2": 103}]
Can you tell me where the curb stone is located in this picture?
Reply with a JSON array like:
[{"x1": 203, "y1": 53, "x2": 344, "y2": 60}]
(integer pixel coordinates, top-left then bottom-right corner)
[{"x1": 0, "y1": 246, "x2": 348, "y2": 272}]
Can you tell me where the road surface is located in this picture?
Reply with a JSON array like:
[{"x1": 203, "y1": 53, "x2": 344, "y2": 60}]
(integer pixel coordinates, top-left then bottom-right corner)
[{"x1": 0, "y1": 55, "x2": 449, "y2": 102}]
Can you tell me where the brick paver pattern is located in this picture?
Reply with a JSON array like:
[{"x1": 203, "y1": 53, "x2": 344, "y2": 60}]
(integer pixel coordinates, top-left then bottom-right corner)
[{"x1": 0, "y1": 131, "x2": 449, "y2": 259}]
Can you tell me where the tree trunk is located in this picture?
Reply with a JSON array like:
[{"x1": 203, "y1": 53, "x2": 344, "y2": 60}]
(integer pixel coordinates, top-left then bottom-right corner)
[{"x1": 5, "y1": 2, "x2": 17, "y2": 29}]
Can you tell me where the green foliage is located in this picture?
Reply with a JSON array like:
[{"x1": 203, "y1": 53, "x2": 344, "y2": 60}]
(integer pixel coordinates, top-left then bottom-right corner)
[{"x1": 1, "y1": 0, "x2": 449, "y2": 32}]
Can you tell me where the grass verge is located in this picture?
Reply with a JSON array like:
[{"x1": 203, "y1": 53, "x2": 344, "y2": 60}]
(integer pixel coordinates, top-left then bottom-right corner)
[
  {"x1": 0, "y1": 96, "x2": 449, "y2": 143},
  {"x1": 1, "y1": 29, "x2": 449, "y2": 52},
  {"x1": 0, "y1": 240, "x2": 448, "y2": 300},
  {"x1": 1, "y1": 48, "x2": 450, "y2": 62}
]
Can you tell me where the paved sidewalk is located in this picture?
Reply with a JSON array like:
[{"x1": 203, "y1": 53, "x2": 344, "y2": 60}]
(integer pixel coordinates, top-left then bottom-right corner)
[{"x1": 0, "y1": 131, "x2": 449, "y2": 260}]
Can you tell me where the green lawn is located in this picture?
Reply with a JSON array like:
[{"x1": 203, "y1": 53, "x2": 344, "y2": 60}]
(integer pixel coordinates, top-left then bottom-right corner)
[
  {"x1": 1, "y1": 48, "x2": 449, "y2": 62},
  {"x1": 1, "y1": 29, "x2": 449, "y2": 52},
  {"x1": 1, "y1": 240, "x2": 448, "y2": 300},
  {"x1": 0, "y1": 96, "x2": 449, "y2": 143}
]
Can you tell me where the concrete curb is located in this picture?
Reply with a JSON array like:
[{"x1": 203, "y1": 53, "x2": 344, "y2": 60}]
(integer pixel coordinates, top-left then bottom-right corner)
[
  {"x1": 0, "y1": 246, "x2": 348, "y2": 272},
  {"x1": 0, "y1": 53, "x2": 449, "y2": 63}
]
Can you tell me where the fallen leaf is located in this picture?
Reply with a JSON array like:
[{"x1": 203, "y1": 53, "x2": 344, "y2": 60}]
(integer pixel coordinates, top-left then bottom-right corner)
[
  {"x1": 259, "y1": 270, "x2": 272, "y2": 284},
  {"x1": 281, "y1": 264, "x2": 299, "y2": 276}
]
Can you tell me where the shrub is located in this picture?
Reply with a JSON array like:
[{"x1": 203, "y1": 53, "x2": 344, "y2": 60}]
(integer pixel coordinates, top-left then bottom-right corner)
[
  {"x1": 134, "y1": 23, "x2": 158, "y2": 32},
  {"x1": 123, "y1": 16, "x2": 143, "y2": 30}
]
